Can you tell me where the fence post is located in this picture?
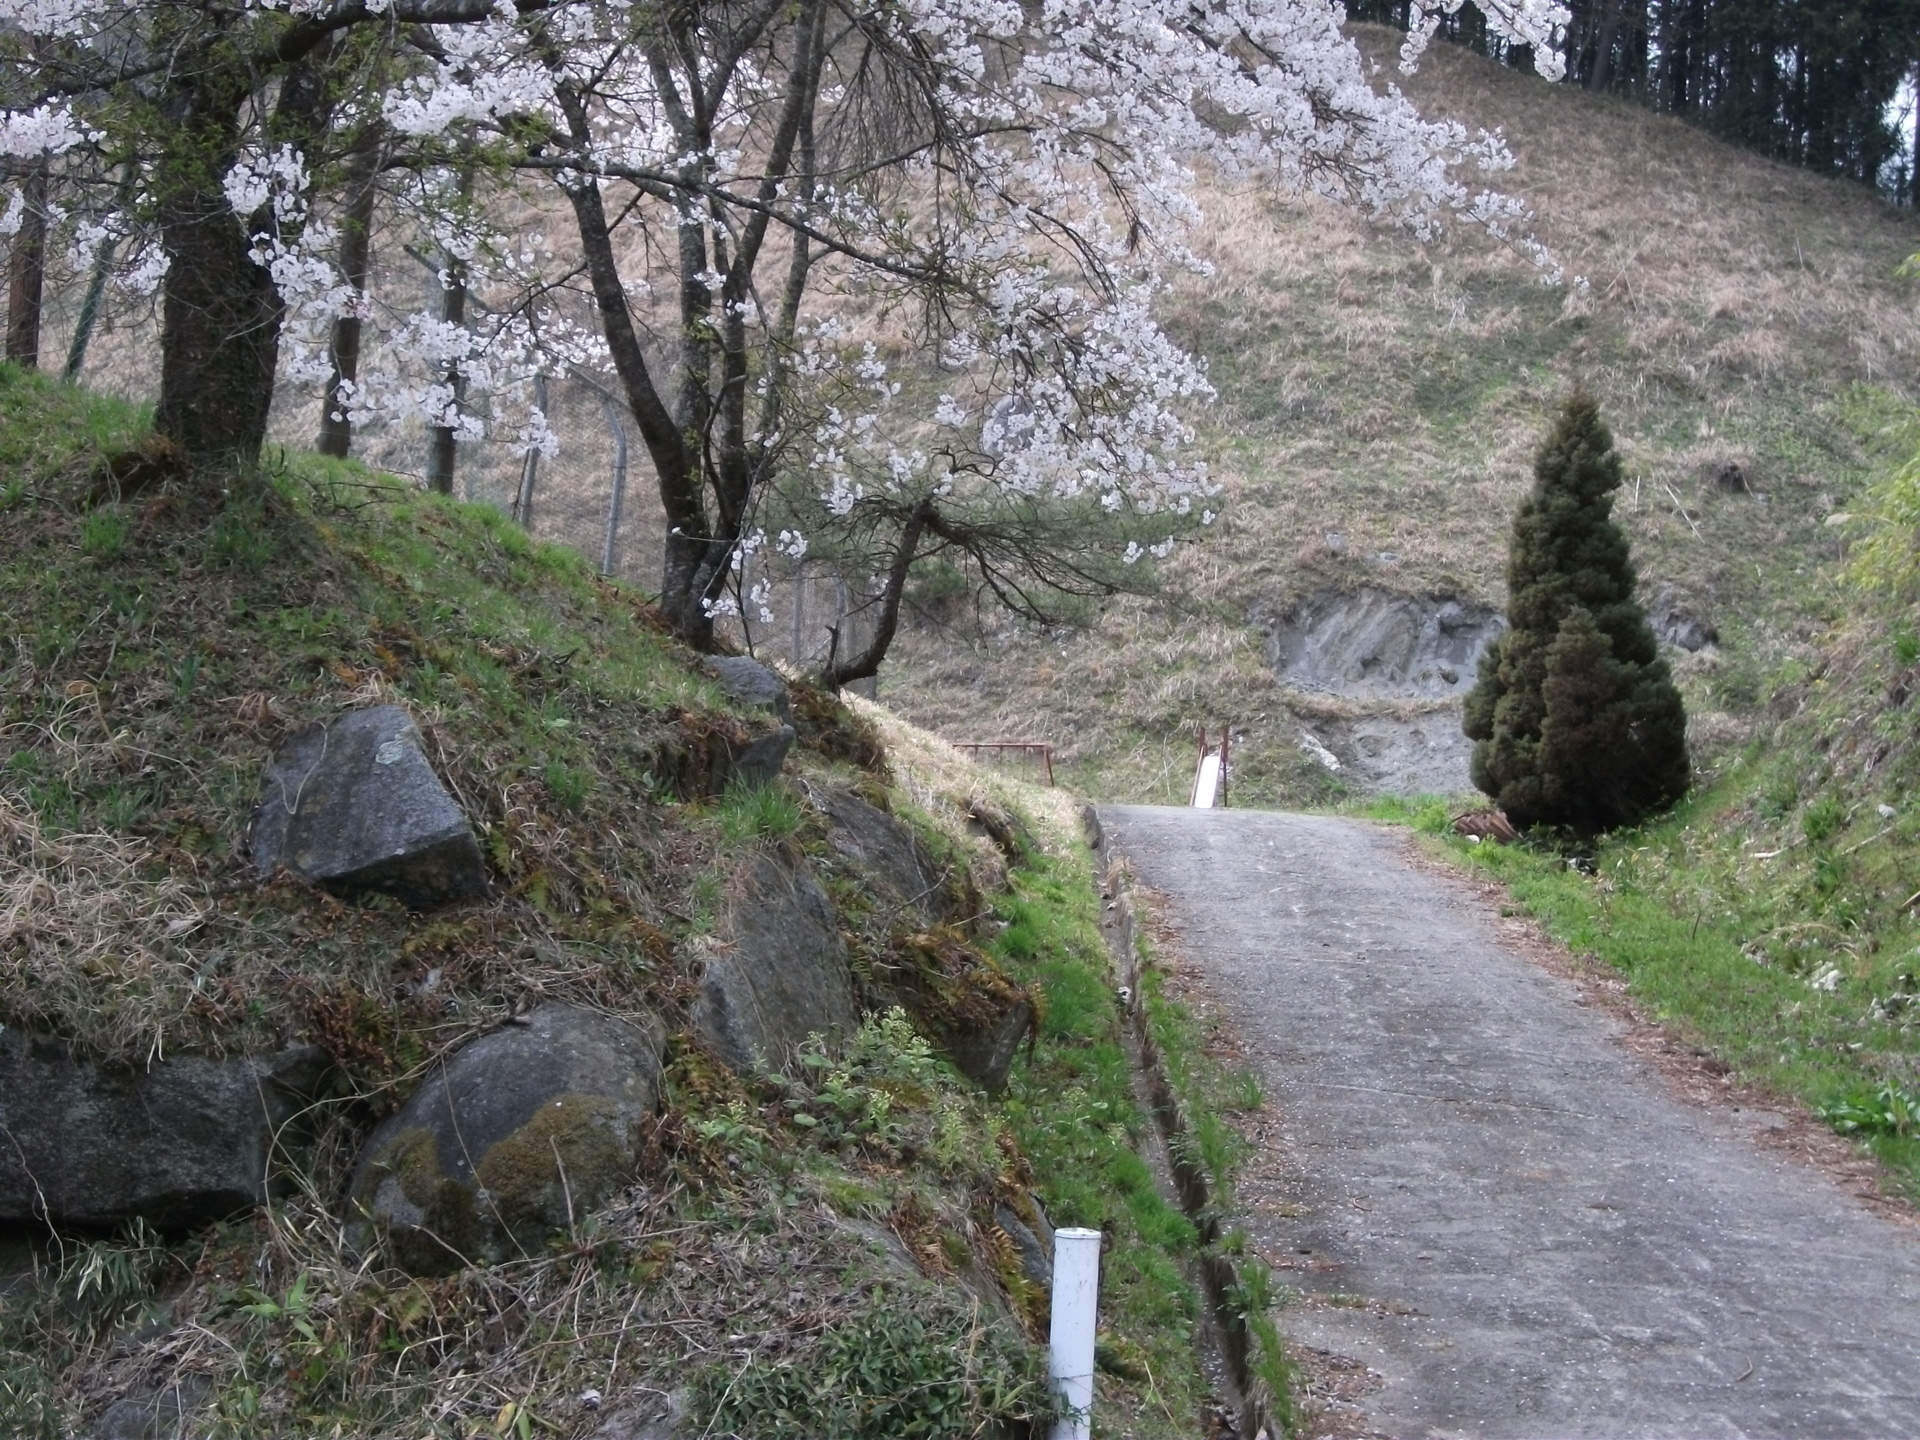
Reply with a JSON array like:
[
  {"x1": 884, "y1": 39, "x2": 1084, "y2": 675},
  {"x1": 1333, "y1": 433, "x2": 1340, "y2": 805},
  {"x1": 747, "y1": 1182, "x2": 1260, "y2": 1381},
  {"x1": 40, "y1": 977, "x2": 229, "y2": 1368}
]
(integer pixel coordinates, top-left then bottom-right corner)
[
  {"x1": 599, "y1": 392, "x2": 628, "y2": 576},
  {"x1": 6, "y1": 160, "x2": 48, "y2": 368},
  {"x1": 513, "y1": 373, "x2": 548, "y2": 528}
]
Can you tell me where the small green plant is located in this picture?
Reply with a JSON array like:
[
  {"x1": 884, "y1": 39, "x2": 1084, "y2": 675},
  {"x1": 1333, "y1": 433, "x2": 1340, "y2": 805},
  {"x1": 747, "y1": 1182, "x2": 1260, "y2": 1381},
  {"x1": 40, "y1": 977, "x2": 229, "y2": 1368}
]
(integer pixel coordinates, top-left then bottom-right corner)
[
  {"x1": 205, "y1": 497, "x2": 275, "y2": 570},
  {"x1": 703, "y1": 1302, "x2": 1053, "y2": 1439},
  {"x1": 80, "y1": 509, "x2": 126, "y2": 558},
  {"x1": 543, "y1": 760, "x2": 591, "y2": 812},
  {"x1": 1802, "y1": 795, "x2": 1846, "y2": 846},
  {"x1": 0, "y1": 1359, "x2": 60, "y2": 1440},
  {"x1": 1894, "y1": 627, "x2": 1920, "y2": 667},
  {"x1": 716, "y1": 781, "x2": 802, "y2": 846},
  {"x1": 1818, "y1": 1083, "x2": 1920, "y2": 1138}
]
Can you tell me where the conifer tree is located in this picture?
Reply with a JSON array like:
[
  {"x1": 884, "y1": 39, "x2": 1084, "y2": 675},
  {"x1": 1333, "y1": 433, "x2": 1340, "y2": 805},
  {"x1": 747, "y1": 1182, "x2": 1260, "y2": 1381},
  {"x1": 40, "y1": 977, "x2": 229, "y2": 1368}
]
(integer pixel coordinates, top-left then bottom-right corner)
[{"x1": 1464, "y1": 392, "x2": 1690, "y2": 833}]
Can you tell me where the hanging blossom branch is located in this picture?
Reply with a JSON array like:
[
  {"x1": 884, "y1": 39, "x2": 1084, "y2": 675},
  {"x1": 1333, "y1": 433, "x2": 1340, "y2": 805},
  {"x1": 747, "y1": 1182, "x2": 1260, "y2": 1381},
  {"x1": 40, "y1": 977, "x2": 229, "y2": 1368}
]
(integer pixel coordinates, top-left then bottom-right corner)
[{"x1": 0, "y1": 0, "x2": 1569, "y2": 670}]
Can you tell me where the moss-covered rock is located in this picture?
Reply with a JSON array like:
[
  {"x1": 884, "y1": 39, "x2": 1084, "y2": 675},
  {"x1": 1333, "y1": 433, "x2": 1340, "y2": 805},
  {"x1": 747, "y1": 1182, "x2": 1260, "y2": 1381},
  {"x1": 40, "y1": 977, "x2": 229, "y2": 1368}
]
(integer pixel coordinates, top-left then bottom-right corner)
[{"x1": 348, "y1": 1004, "x2": 665, "y2": 1273}]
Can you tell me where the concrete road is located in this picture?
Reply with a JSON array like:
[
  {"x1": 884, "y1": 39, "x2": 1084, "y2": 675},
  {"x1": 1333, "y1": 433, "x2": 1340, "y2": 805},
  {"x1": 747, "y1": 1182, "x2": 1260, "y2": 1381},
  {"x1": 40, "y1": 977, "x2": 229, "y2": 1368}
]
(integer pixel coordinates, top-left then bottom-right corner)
[{"x1": 1101, "y1": 805, "x2": 1920, "y2": 1440}]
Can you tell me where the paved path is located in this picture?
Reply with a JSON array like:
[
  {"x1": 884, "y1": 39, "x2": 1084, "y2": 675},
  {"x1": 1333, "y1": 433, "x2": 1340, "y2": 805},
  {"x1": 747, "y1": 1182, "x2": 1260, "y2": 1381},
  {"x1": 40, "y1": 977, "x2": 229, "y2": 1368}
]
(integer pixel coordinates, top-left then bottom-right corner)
[{"x1": 1101, "y1": 806, "x2": 1920, "y2": 1440}]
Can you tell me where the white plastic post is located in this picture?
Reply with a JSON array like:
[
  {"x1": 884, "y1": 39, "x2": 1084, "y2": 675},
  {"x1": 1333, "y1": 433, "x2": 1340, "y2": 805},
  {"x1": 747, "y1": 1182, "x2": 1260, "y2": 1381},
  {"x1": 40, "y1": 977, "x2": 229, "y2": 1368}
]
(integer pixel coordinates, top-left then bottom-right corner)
[{"x1": 1049, "y1": 1227, "x2": 1102, "y2": 1440}]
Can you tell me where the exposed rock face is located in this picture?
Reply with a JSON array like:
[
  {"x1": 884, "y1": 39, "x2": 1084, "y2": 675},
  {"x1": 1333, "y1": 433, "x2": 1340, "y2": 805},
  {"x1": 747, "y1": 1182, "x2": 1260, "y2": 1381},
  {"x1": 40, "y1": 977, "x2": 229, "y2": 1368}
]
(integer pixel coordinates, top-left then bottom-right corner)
[
  {"x1": 692, "y1": 849, "x2": 858, "y2": 1073},
  {"x1": 703, "y1": 656, "x2": 792, "y2": 722},
  {"x1": 252, "y1": 705, "x2": 488, "y2": 909},
  {"x1": 937, "y1": 999, "x2": 1034, "y2": 1093},
  {"x1": 993, "y1": 1203, "x2": 1051, "y2": 1291},
  {"x1": 711, "y1": 724, "x2": 796, "y2": 795},
  {"x1": 1261, "y1": 589, "x2": 1504, "y2": 698},
  {"x1": 89, "y1": 1376, "x2": 210, "y2": 1440},
  {"x1": 0, "y1": 1033, "x2": 329, "y2": 1229},
  {"x1": 349, "y1": 1005, "x2": 665, "y2": 1274},
  {"x1": 1649, "y1": 590, "x2": 1719, "y2": 652},
  {"x1": 809, "y1": 782, "x2": 952, "y2": 925},
  {"x1": 805, "y1": 784, "x2": 1030, "y2": 1091}
]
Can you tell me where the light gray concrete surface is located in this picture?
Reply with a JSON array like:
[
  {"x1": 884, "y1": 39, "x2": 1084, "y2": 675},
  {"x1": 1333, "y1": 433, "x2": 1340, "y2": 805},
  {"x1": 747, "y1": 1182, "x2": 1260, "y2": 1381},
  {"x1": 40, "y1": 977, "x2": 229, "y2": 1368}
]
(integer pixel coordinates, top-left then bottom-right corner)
[{"x1": 1101, "y1": 805, "x2": 1920, "y2": 1440}]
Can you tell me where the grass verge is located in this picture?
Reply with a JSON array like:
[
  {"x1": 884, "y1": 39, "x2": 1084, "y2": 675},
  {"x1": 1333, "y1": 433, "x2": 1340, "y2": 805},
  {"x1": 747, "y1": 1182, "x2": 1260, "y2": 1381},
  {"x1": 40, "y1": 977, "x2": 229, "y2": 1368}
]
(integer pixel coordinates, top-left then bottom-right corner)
[{"x1": 1382, "y1": 787, "x2": 1920, "y2": 1202}]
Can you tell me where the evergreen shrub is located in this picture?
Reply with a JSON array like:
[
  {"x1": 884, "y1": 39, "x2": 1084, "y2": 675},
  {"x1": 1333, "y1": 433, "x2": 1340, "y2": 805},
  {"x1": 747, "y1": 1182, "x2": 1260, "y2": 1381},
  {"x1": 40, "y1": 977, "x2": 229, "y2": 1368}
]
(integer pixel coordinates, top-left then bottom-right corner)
[{"x1": 1463, "y1": 391, "x2": 1689, "y2": 833}]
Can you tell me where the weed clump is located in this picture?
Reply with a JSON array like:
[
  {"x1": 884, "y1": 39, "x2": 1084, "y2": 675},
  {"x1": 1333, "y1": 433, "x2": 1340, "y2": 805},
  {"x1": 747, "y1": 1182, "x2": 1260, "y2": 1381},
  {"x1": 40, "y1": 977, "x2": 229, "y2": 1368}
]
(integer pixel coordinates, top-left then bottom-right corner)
[{"x1": 1465, "y1": 391, "x2": 1689, "y2": 833}]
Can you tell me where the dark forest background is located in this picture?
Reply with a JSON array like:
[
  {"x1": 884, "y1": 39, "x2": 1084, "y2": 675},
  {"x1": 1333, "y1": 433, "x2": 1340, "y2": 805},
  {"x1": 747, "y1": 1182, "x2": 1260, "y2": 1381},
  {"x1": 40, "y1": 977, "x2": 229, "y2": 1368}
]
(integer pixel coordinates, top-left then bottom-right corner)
[{"x1": 1350, "y1": 0, "x2": 1920, "y2": 204}]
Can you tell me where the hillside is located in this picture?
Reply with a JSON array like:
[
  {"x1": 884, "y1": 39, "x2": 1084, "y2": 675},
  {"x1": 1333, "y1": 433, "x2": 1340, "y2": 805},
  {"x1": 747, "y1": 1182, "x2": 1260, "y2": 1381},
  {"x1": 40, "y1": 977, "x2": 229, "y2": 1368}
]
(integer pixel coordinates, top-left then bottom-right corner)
[
  {"x1": 880, "y1": 26, "x2": 1920, "y2": 807},
  {"x1": 0, "y1": 368, "x2": 1261, "y2": 1439}
]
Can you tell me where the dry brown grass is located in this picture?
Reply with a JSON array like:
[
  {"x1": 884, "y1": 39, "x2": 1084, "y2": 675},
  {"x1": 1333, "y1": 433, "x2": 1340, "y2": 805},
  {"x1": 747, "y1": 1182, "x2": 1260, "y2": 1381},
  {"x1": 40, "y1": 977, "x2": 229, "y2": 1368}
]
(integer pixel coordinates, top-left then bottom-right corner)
[{"x1": 879, "y1": 27, "x2": 1920, "y2": 805}]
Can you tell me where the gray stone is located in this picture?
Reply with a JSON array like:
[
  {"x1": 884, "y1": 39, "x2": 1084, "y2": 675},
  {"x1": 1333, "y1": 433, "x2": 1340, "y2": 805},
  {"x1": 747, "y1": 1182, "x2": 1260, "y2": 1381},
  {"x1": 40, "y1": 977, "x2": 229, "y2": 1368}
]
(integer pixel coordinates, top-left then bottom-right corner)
[
  {"x1": 711, "y1": 724, "x2": 795, "y2": 795},
  {"x1": 692, "y1": 849, "x2": 858, "y2": 1073},
  {"x1": 252, "y1": 705, "x2": 488, "y2": 910},
  {"x1": 809, "y1": 782, "x2": 952, "y2": 924},
  {"x1": 90, "y1": 1376, "x2": 210, "y2": 1440},
  {"x1": 0, "y1": 1033, "x2": 329, "y2": 1229},
  {"x1": 587, "y1": 1390, "x2": 688, "y2": 1440},
  {"x1": 1649, "y1": 588, "x2": 1719, "y2": 652},
  {"x1": 994, "y1": 1203, "x2": 1051, "y2": 1290},
  {"x1": 348, "y1": 1005, "x2": 665, "y2": 1274},
  {"x1": 1259, "y1": 588, "x2": 1504, "y2": 699},
  {"x1": 1710, "y1": 460, "x2": 1750, "y2": 493},
  {"x1": 703, "y1": 656, "x2": 792, "y2": 722},
  {"x1": 940, "y1": 998, "x2": 1034, "y2": 1093}
]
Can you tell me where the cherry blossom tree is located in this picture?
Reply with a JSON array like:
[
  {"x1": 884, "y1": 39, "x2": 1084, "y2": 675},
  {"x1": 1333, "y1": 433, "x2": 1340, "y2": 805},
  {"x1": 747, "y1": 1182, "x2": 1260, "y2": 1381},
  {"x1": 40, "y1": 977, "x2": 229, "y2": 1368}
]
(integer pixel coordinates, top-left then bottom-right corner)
[{"x1": 3, "y1": 0, "x2": 1569, "y2": 663}]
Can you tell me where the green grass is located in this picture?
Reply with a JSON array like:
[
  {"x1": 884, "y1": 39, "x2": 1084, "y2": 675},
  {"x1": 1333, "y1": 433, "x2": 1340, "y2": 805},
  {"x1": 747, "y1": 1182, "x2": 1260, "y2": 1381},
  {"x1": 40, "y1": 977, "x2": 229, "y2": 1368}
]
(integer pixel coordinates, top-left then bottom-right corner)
[
  {"x1": 1418, "y1": 776, "x2": 1920, "y2": 1196},
  {"x1": 1, "y1": 362, "x2": 1232, "y2": 1437},
  {"x1": 990, "y1": 847, "x2": 1214, "y2": 1435}
]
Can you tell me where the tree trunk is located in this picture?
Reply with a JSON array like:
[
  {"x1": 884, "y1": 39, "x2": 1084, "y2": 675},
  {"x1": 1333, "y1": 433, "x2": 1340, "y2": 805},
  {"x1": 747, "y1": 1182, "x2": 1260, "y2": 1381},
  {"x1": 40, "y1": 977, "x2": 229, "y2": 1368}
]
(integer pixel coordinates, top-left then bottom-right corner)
[
  {"x1": 5, "y1": 162, "x2": 48, "y2": 368},
  {"x1": 152, "y1": 64, "x2": 285, "y2": 469},
  {"x1": 425, "y1": 159, "x2": 474, "y2": 497},
  {"x1": 820, "y1": 499, "x2": 933, "y2": 688},
  {"x1": 318, "y1": 145, "x2": 378, "y2": 459},
  {"x1": 424, "y1": 250, "x2": 467, "y2": 493},
  {"x1": 154, "y1": 178, "x2": 283, "y2": 467},
  {"x1": 1587, "y1": 0, "x2": 1619, "y2": 91}
]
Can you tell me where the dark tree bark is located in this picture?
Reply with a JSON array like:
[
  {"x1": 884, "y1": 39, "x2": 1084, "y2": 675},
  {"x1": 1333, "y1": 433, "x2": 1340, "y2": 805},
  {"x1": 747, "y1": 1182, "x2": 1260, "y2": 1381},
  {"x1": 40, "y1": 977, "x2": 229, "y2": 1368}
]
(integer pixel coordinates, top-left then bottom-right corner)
[
  {"x1": 318, "y1": 144, "x2": 379, "y2": 459},
  {"x1": 5, "y1": 162, "x2": 49, "y2": 368},
  {"x1": 425, "y1": 157, "x2": 476, "y2": 496},
  {"x1": 153, "y1": 116, "x2": 285, "y2": 468},
  {"x1": 820, "y1": 498, "x2": 933, "y2": 689}
]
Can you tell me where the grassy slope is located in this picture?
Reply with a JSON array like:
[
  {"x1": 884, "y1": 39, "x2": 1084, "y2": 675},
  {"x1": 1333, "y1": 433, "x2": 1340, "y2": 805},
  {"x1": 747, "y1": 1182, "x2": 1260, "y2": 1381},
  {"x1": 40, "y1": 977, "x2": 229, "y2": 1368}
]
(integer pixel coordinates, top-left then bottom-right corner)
[
  {"x1": 1350, "y1": 394, "x2": 1920, "y2": 1201},
  {"x1": 882, "y1": 25, "x2": 1920, "y2": 807},
  {"x1": 0, "y1": 367, "x2": 1228, "y2": 1438}
]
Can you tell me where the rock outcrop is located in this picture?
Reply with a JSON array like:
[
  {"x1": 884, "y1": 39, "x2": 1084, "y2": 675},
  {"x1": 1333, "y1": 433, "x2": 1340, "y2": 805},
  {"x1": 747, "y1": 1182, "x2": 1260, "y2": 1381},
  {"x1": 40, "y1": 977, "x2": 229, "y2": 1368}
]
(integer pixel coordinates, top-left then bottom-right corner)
[
  {"x1": 809, "y1": 782, "x2": 953, "y2": 925},
  {"x1": 806, "y1": 784, "x2": 1031, "y2": 1091},
  {"x1": 0, "y1": 1034, "x2": 329, "y2": 1229},
  {"x1": 703, "y1": 656, "x2": 792, "y2": 722},
  {"x1": 252, "y1": 705, "x2": 488, "y2": 909},
  {"x1": 710, "y1": 724, "x2": 796, "y2": 794},
  {"x1": 349, "y1": 1005, "x2": 665, "y2": 1274},
  {"x1": 692, "y1": 848, "x2": 859, "y2": 1073}
]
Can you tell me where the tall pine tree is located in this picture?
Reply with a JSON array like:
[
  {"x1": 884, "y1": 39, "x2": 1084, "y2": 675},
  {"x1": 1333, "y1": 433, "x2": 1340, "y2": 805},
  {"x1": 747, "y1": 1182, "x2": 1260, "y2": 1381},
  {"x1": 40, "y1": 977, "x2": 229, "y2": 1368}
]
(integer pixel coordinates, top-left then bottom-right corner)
[{"x1": 1464, "y1": 392, "x2": 1690, "y2": 833}]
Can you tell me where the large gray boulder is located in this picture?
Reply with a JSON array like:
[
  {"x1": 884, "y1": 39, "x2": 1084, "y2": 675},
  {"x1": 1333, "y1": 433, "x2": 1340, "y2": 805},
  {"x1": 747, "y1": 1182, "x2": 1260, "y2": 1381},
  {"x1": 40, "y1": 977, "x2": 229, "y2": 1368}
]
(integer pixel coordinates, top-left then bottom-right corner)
[
  {"x1": 805, "y1": 784, "x2": 1030, "y2": 1090},
  {"x1": 710, "y1": 724, "x2": 796, "y2": 795},
  {"x1": 692, "y1": 849, "x2": 858, "y2": 1073},
  {"x1": 938, "y1": 998, "x2": 1034, "y2": 1094},
  {"x1": 252, "y1": 705, "x2": 488, "y2": 909},
  {"x1": 89, "y1": 1376, "x2": 210, "y2": 1440},
  {"x1": 349, "y1": 1005, "x2": 666, "y2": 1274},
  {"x1": 809, "y1": 782, "x2": 953, "y2": 925},
  {"x1": 0, "y1": 1032, "x2": 329, "y2": 1229},
  {"x1": 703, "y1": 656, "x2": 792, "y2": 722}
]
